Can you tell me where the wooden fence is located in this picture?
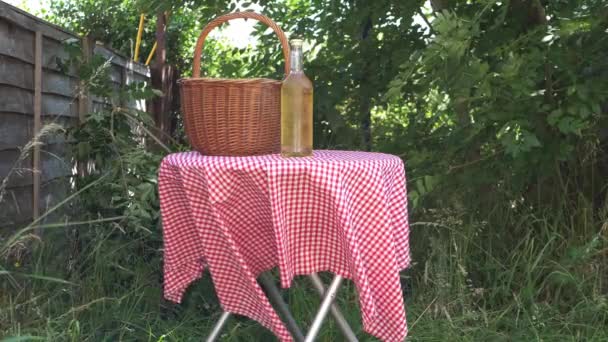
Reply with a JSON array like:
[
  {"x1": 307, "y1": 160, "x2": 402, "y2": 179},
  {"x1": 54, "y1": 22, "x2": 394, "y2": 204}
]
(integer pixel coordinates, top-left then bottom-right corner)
[{"x1": 0, "y1": 1, "x2": 150, "y2": 228}]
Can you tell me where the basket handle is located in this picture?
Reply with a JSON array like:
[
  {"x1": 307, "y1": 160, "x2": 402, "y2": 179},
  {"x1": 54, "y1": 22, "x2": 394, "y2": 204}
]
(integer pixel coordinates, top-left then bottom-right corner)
[{"x1": 192, "y1": 12, "x2": 290, "y2": 78}]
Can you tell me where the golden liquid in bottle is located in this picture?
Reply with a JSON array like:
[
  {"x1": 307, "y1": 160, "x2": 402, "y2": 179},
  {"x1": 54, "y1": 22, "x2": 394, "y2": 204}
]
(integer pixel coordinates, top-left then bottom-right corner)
[{"x1": 281, "y1": 71, "x2": 313, "y2": 157}]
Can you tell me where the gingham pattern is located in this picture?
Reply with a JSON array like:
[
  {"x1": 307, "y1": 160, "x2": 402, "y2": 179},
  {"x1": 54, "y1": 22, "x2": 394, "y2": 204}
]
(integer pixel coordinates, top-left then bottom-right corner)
[{"x1": 159, "y1": 150, "x2": 411, "y2": 341}]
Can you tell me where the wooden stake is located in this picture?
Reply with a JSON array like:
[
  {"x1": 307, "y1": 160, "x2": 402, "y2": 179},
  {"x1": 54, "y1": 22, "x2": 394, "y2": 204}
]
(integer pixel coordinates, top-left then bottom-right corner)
[
  {"x1": 145, "y1": 41, "x2": 157, "y2": 66},
  {"x1": 134, "y1": 13, "x2": 145, "y2": 62}
]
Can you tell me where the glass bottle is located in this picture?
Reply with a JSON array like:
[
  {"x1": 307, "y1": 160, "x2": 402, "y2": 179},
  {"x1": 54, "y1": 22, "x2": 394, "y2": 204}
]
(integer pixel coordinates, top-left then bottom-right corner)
[{"x1": 281, "y1": 39, "x2": 313, "y2": 157}]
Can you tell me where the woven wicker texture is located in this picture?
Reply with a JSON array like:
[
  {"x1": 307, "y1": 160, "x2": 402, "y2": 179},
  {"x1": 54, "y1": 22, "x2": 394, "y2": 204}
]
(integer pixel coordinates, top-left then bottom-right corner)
[{"x1": 180, "y1": 12, "x2": 290, "y2": 156}]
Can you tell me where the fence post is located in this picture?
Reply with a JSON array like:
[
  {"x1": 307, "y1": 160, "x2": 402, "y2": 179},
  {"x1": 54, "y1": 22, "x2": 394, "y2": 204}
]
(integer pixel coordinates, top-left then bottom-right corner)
[
  {"x1": 77, "y1": 35, "x2": 93, "y2": 180},
  {"x1": 32, "y1": 30, "x2": 42, "y2": 230},
  {"x1": 122, "y1": 59, "x2": 132, "y2": 108},
  {"x1": 78, "y1": 35, "x2": 93, "y2": 123}
]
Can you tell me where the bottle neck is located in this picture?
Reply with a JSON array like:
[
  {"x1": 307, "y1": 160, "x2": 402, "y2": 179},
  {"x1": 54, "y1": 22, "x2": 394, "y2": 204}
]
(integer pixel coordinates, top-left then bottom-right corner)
[{"x1": 290, "y1": 46, "x2": 303, "y2": 72}]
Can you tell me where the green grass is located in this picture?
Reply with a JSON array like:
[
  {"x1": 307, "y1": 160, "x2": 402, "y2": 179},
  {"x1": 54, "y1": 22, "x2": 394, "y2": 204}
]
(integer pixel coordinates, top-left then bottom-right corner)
[{"x1": 2, "y1": 200, "x2": 607, "y2": 341}]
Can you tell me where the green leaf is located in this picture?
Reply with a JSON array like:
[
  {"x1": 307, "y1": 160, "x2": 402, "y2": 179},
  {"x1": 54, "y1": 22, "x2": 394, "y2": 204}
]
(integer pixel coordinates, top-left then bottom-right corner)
[
  {"x1": 77, "y1": 142, "x2": 91, "y2": 159},
  {"x1": 409, "y1": 190, "x2": 420, "y2": 209},
  {"x1": 548, "y1": 109, "x2": 562, "y2": 126},
  {"x1": 578, "y1": 105, "x2": 591, "y2": 118},
  {"x1": 423, "y1": 175, "x2": 437, "y2": 193},
  {"x1": 557, "y1": 116, "x2": 584, "y2": 135},
  {"x1": 521, "y1": 130, "x2": 541, "y2": 149},
  {"x1": 590, "y1": 102, "x2": 601, "y2": 115},
  {"x1": 416, "y1": 178, "x2": 426, "y2": 195}
]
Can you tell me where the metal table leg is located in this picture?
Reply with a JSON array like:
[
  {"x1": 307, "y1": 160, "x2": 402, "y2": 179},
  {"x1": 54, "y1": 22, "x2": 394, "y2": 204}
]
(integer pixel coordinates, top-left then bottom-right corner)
[
  {"x1": 259, "y1": 272, "x2": 306, "y2": 342},
  {"x1": 308, "y1": 274, "x2": 358, "y2": 342},
  {"x1": 304, "y1": 275, "x2": 344, "y2": 342},
  {"x1": 205, "y1": 274, "x2": 356, "y2": 342},
  {"x1": 206, "y1": 311, "x2": 231, "y2": 342}
]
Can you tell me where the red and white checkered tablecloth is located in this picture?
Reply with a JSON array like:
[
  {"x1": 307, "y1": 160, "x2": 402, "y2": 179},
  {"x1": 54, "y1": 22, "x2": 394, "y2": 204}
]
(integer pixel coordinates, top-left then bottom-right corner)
[{"x1": 158, "y1": 150, "x2": 411, "y2": 341}]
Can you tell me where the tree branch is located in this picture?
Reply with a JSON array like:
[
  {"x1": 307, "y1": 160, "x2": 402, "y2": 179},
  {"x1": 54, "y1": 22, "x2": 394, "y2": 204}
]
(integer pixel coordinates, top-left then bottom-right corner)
[{"x1": 416, "y1": 7, "x2": 436, "y2": 35}]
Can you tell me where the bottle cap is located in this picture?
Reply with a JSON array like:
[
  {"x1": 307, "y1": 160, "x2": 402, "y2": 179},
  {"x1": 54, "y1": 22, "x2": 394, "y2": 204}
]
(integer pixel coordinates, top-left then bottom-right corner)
[{"x1": 290, "y1": 39, "x2": 304, "y2": 47}]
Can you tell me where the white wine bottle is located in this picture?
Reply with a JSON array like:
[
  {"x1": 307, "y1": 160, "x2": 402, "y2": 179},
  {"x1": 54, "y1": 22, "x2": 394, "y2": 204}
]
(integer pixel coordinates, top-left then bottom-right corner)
[{"x1": 281, "y1": 39, "x2": 313, "y2": 157}]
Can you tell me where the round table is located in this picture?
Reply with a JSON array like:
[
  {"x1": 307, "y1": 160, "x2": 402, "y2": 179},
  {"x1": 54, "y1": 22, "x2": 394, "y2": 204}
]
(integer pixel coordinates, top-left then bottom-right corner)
[{"x1": 158, "y1": 150, "x2": 411, "y2": 341}]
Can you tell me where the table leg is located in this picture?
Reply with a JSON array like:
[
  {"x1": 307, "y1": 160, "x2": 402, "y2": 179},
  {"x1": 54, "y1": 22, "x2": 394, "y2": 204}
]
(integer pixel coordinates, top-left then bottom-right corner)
[
  {"x1": 206, "y1": 311, "x2": 231, "y2": 342},
  {"x1": 259, "y1": 272, "x2": 306, "y2": 342},
  {"x1": 304, "y1": 275, "x2": 344, "y2": 342},
  {"x1": 308, "y1": 274, "x2": 358, "y2": 342}
]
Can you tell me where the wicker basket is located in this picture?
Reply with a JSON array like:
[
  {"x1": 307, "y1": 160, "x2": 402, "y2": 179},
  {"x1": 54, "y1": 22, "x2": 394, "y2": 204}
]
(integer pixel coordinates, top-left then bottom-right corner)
[{"x1": 179, "y1": 12, "x2": 290, "y2": 156}]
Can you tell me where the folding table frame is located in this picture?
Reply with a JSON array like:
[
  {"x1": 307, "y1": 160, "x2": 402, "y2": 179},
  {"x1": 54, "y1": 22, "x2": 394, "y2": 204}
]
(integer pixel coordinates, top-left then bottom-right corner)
[{"x1": 205, "y1": 273, "x2": 359, "y2": 342}]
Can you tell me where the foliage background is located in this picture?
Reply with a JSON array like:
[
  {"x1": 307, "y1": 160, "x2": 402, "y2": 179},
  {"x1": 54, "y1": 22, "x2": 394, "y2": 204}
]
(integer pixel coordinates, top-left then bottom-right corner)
[{"x1": 1, "y1": 0, "x2": 607, "y2": 340}]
